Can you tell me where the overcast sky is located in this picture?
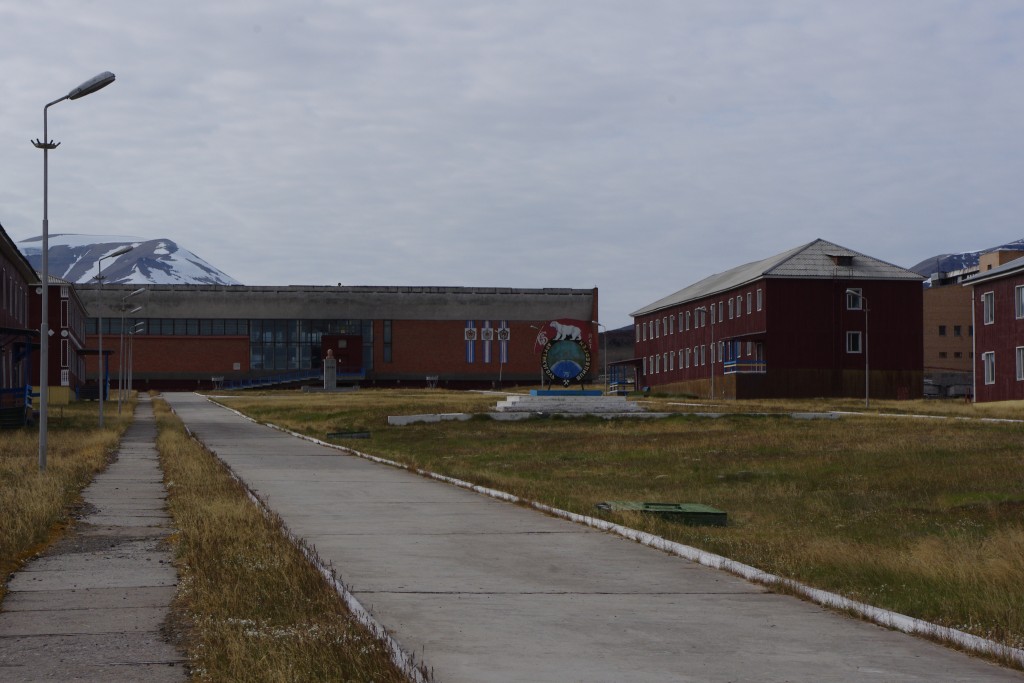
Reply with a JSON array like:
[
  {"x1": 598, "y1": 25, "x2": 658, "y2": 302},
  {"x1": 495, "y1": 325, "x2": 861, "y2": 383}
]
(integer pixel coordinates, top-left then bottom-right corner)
[{"x1": 2, "y1": 1, "x2": 1023, "y2": 328}]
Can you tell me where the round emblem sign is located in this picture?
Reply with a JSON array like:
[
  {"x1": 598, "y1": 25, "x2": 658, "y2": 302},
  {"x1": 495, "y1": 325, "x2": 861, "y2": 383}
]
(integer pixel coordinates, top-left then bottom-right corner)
[{"x1": 541, "y1": 338, "x2": 592, "y2": 387}]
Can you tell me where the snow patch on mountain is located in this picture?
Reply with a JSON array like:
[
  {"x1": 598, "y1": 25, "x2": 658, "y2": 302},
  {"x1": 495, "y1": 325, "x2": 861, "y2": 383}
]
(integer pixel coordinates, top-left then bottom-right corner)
[{"x1": 18, "y1": 234, "x2": 241, "y2": 286}]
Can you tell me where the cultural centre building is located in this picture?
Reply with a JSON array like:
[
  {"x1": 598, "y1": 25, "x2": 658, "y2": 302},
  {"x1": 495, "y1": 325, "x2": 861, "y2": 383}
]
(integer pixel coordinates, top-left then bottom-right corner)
[{"x1": 79, "y1": 284, "x2": 600, "y2": 391}]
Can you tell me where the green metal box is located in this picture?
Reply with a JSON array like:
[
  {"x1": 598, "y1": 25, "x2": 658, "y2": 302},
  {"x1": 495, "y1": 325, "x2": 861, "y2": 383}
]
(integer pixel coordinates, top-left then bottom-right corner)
[{"x1": 596, "y1": 501, "x2": 727, "y2": 526}]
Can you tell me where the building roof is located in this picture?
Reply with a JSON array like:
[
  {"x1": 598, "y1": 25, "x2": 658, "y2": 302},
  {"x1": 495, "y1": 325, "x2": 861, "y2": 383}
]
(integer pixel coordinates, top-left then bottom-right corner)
[
  {"x1": 631, "y1": 238, "x2": 922, "y2": 317},
  {"x1": 0, "y1": 221, "x2": 39, "y2": 284},
  {"x1": 77, "y1": 283, "x2": 598, "y2": 321},
  {"x1": 961, "y1": 254, "x2": 1024, "y2": 287}
]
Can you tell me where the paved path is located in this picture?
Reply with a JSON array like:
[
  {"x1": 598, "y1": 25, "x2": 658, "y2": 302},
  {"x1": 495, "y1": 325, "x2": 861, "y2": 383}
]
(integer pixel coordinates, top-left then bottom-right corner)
[
  {"x1": 0, "y1": 397, "x2": 186, "y2": 682},
  {"x1": 164, "y1": 392, "x2": 1022, "y2": 683}
]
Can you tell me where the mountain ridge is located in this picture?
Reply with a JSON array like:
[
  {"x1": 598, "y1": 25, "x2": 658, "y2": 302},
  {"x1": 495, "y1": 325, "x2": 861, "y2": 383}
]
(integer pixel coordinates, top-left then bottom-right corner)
[
  {"x1": 908, "y1": 238, "x2": 1024, "y2": 278},
  {"x1": 19, "y1": 234, "x2": 240, "y2": 286}
]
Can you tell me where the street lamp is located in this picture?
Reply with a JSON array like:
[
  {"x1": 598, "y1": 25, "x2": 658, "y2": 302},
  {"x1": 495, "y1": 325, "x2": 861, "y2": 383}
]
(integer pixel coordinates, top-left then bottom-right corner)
[
  {"x1": 32, "y1": 71, "x2": 115, "y2": 471},
  {"x1": 95, "y1": 245, "x2": 133, "y2": 427},
  {"x1": 118, "y1": 291, "x2": 144, "y2": 413},
  {"x1": 591, "y1": 320, "x2": 607, "y2": 394},
  {"x1": 846, "y1": 289, "x2": 869, "y2": 408},
  {"x1": 126, "y1": 321, "x2": 145, "y2": 404}
]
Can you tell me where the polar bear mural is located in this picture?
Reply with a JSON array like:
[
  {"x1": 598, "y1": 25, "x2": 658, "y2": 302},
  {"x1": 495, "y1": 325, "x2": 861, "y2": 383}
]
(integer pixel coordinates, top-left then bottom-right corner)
[{"x1": 549, "y1": 320, "x2": 582, "y2": 341}]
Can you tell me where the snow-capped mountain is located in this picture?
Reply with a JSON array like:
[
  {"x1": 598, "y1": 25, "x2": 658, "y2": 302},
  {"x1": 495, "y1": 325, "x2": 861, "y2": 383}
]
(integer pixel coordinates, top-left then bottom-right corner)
[
  {"x1": 18, "y1": 234, "x2": 241, "y2": 286},
  {"x1": 909, "y1": 238, "x2": 1024, "y2": 278}
]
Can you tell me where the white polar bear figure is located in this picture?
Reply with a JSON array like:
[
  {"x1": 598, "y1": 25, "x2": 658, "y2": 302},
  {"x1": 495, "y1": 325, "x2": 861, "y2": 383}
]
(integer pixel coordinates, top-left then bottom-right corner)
[{"x1": 549, "y1": 321, "x2": 582, "y2": 341}]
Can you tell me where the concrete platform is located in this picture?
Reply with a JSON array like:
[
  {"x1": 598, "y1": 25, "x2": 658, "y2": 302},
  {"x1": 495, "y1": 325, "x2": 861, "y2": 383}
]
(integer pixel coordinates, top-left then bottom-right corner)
[
  {"x1": 166, "y1": 392, "x2": 1023, "y2": 683},
  {"x1": 495, "y1": 393, "x2": 647, "y2": 413},
  {"x1": 0, "y1": 398, "x2": 187, "y2": 682}
]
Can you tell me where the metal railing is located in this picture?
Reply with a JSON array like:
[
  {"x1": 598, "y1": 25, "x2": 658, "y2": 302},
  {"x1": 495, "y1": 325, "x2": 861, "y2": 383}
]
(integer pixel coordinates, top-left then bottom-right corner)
[{"x1": 723, "y1": 359, "x2": 767, "y2": 375}]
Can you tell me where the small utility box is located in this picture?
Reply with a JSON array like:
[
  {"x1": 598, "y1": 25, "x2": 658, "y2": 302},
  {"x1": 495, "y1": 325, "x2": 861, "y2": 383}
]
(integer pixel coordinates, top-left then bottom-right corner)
[{"x1": 596, "y1": 501, "x2": 727, "y2": 527}]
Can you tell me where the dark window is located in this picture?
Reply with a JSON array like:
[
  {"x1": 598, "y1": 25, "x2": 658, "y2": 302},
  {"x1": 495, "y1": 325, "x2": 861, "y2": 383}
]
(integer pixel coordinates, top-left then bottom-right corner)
[
  {"x1": 938, "y1": 325, "x2": 947, "y2": 336},
  {"x1": 953, "y1": 325, "x2": 962, "y2": 337}
]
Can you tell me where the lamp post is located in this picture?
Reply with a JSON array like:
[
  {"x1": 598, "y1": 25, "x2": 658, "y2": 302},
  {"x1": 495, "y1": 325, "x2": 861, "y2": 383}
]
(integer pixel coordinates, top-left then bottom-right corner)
[
  {"x1": 846, "y1": 289, "x2": 869, "y2": 408},
  {"x1": 32, "y1": 71, "x2": 116, "y2": 471},
  {"x1": 127, "y1": 321, "x2": 144, "y2": 403},
  {"x1": 118, "y1": 290, "x2": 144, "y2": 413},
  {"x1": 96, "y1": 245, "x2": 133, "y2": 427},
  {"x1": 591, "y1": 320, "x2": 607, "y2": 394}
]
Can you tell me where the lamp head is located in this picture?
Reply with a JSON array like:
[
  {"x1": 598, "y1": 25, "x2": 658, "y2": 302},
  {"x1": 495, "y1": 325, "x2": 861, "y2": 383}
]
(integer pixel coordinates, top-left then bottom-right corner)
[{"x1": 67, "y1": 72, "x2": 116, "y2": 100}]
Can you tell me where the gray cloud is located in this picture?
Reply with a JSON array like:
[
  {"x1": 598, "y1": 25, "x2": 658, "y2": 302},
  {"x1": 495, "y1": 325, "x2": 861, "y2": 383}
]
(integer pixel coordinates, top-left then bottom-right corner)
[{"x1": 3, "y1": 1, "x2": 1023, "y2": 326}]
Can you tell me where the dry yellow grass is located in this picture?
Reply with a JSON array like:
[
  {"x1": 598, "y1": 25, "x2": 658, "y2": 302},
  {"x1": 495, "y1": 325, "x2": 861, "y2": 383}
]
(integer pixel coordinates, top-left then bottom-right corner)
[
  {"x1": 0, "y1": 402, "x2": 130, "y2": 603},
  {"x1": 153, "y1": 398, "x2": 419, "y2": 682}
]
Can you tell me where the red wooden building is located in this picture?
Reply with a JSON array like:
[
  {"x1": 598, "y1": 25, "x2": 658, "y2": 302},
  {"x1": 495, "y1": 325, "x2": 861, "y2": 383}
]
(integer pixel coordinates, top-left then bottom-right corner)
[
  {"x1": 1, "y1": 224, "x2": 36, "y2": 412},
  {"x1": 631, "y1": 239, "x2": 924, "y2": 400},
  {"x1": 965, "y1": 255, "x2": 1024, "y2": 402},
  {"x1": 28, "y1": 276, "x2": 91, "y2": 402}
]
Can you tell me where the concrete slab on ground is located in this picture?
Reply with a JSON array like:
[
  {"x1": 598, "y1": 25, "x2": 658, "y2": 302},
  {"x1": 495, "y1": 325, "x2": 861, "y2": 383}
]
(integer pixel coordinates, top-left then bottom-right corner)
[{"x1": 0, "y1": 398, "x2": 186, "y2": 683}]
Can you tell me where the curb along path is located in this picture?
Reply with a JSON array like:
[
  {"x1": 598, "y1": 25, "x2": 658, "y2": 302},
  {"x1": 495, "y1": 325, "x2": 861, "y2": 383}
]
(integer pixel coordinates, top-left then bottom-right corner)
[{"x1": 0, "y1": 397, "x2": 187, "y2": 682}]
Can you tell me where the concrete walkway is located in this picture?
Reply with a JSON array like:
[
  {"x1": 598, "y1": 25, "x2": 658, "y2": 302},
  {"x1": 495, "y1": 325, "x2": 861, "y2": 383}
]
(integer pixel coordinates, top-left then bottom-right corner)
[
  {"x1": 163, "y1": 392, "x2": 1021, "y2": 683},
  {"x1": 0, "y1": 397, "x2": 186, "y2": 682}
]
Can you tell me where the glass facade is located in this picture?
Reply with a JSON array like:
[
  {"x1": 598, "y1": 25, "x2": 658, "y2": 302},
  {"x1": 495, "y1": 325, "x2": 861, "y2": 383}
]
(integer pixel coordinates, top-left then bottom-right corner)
[{"x1": 87, "y1": 317, "x2": 373, "y2": 371}]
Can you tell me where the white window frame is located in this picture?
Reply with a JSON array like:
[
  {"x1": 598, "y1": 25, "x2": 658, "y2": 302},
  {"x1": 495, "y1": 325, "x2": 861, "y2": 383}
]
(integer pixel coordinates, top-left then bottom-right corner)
[
  {"x1": 685, "y1": 311, "x2": 691, "y2": 331},
  {"x1": 846, "y1": 288, "x2": 863, "y2": 310},
  {"x1": 728, "y1": 298, "x2": 734, "y2": 319},
  {"x1": 756, "y1": 288, "x2": 763, "y2": 311},
  {"x1": 1016, "y1": 285, "x2": 1024, "y2": 320},
  {"x1": 983, "y1": 291, "x2": 995, "y2": 325},
  {"x1": 636, "y1": 324, "x2": 640, "y2": 342},
  {"x1": 1017, "y1": 346, "x2": 1024, "y2": 381},
  {"x1": 846, "y1": 331, "x2": 863, "y2": 354},
  {"x1": 983, "y1": 351, "x2": 995, "y2": 385}
]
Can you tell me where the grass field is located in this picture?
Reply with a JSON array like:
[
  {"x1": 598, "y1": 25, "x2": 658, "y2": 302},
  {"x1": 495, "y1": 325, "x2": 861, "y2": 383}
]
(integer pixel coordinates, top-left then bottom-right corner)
[
  {"x1": 0, "y1": 402, "x2": 130, "y2": 603},
  {"x1": 211, "y1": 389, "x2": 1024, "y2": 654}
]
